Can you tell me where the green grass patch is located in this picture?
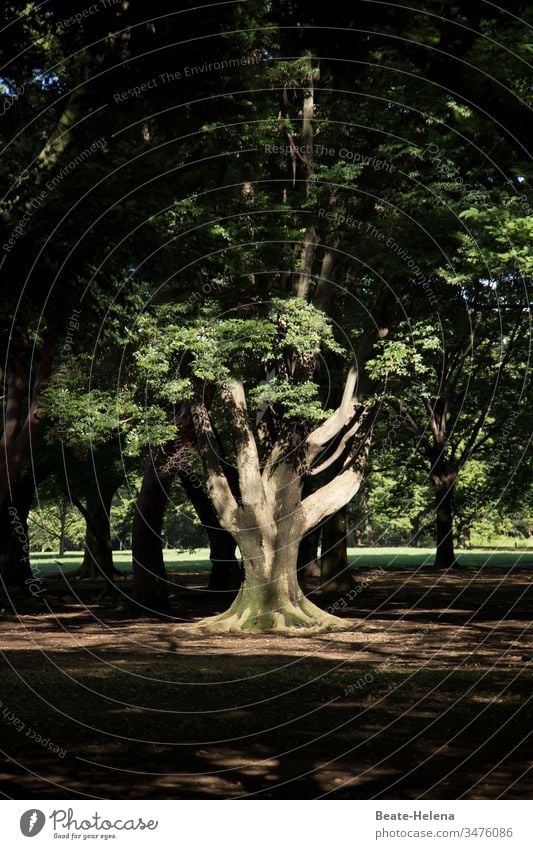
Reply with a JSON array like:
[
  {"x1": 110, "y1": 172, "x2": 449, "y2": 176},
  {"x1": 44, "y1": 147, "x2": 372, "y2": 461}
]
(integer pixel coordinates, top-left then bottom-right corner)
[
  {"x1": 29, "y1": 546, "x2": 533, "y2": 578},
  {"x1": 348, "y1": 547, "x2": 533, "y2": 570}
]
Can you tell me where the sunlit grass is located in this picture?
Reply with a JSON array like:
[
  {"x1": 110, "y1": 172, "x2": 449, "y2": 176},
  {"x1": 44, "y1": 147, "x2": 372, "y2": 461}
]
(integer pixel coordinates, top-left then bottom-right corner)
[{"x1": 29, "y1": 546, "x2": 533, "y2": 577}]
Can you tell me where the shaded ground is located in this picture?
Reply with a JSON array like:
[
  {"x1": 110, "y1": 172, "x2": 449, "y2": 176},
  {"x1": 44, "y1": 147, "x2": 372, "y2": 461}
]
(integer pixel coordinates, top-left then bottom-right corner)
[{"x1": 0, "y1": 564, "x2": 532, "y2": 799}]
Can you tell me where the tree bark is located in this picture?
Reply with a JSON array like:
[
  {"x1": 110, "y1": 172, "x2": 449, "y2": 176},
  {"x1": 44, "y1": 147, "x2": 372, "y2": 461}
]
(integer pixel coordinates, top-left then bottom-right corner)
[
  {"x1": 58, "y1": 501, "x2": 68, "y2": 557},
  {"x1": 0, "y1": 475, "x2": 36, "y2": 589},
  {"x1": 0, "y1": 335, "x2": 55, "y2": 512},
  {"x1": 432, "y1": 465, "x2": 458, "y2": 569},
  {"x1": 297, "y1": 525, "x2": 321, "y2": 582},
  {"x1": 76, "y1": 490, "x2": 116, "y2": 581},
  {"x1": 131, "y1": 449, "x2": 174, "y2": 615},
  {"x1": 320, "y1": 505, "x2": 353, "y2": 592},
  {"x1": 351, "y1": 489, "x2": 373, "y2": 545},
  {"x1": 177, "y1": 469, "x2": 241, "y2": 592},
  {"x1": 198, "y1": 509, "x2": 342, "y2": 633},
  {"x1": 207, "y1": 530, "x2": 242, "y2": 592}
]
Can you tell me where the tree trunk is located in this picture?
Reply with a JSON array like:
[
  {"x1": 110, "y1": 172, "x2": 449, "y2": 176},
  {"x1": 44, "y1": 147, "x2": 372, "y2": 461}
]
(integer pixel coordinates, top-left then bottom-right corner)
[
  {"x1": 196, "y1": 467, "x2": 347, "y2": 634},
  {"x1": 320, "y1": 505, "x2": 353, "y2": 592},
  {"x1": 132, "y1": 450, "x2": 174, "y2": 615},
  {"x1": 0, "y1": 335, "x2": 55, "y2": 512},
  {"x1": 351, "y1": 489, "x2": 373, "y2": 545},
  {"x1": 207, "y1": 529, "x2": 242, "y2": 592},
  {"x1": 297, "y1": 525, "x2": 321, "y2": 582},
  {"x1": 76, "y1": 493, "x2": 116, "y2": 581},
  {"x1": 0, "y1": 505, "x2": 33, "y2": 588},
  {"x1": 0, "y1": 476, "x2": 36, "y2": 589},
  {"x1": 191, "y1": 379, "x2": 373, "y2": 633},
  {"x1": 177, "y1": 469, "x2": 241, "y2": 592},
  {"x1": 79, "y1": 524, "x2": 99, "y2": 579},
  {"x1": 432, "y1": 467, "x2": 458, "y2": 569},
  {"x1": 58, "y1": 501, "x2": 67, "y2": 557},
  {"x1": 199, "y1": 526, "x2": 342, "y2": 633},
  {"x1": 69, "y1": 480, "x2": 119, "y2": 583}
]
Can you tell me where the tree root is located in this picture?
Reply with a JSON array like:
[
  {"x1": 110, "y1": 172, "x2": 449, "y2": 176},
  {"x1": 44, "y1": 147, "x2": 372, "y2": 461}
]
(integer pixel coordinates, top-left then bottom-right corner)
[{"x1": 194, "y1": 593, "x2": 353, "y2": 634}]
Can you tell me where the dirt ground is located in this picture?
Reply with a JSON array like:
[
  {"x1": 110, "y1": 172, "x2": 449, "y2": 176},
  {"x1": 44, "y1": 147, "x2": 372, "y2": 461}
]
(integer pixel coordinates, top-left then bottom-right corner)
[{"x1": 0, "y1": 567, "x2": 532, "y2": 799}]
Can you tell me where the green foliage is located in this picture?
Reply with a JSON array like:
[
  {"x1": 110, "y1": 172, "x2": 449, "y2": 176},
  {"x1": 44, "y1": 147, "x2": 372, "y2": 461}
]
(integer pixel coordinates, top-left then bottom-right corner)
[
  {"x1": 367, "y1": 323, "x2": 441, "y2": 381},
  {"x1": 28, "y1": 496, "x2": 85, "y2": 552},
  {"x1": 135, "y1": 298, "x2": 346, "y2": 423}
]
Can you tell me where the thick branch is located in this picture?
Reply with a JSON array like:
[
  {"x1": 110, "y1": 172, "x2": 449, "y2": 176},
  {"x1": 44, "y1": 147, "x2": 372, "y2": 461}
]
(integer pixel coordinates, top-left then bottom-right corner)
[
  {"x1": 308, "y1": 410, "x2": 364, "y2": 477},
  {"x1": 305, "y1": 364, "x2": 358, "y2": 461},
  {"x1": 302, "y1": 430, "x2": 373, "y2": 533},
  {"x1": 221, "y1": 380, "x2": 264, "y2": 506},
  {"x1": 457, "y1": 400, "x2": 496, "y2": 468},
  {"x1": 312, "y1": 246, "x2": 341, "y2": 313}
]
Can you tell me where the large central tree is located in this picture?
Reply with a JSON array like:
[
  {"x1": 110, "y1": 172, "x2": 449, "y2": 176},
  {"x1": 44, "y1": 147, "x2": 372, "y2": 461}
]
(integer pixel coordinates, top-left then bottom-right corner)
[{"x1": 137, "y1": 299, "x2": 376, "y2": 631}]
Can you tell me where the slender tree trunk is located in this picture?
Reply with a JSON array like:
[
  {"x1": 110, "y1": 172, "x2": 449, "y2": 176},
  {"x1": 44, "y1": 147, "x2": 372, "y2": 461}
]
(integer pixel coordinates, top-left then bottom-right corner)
[
  {"x1": 79, "y1": 524, "x2": 99, "y2": 579},
  {"x1": 76, "y1": 490, "x2": 116, "y2": 581},
  {"x1": 177, "y1": 469, "x2": 241, "y2": 591},
  {"x1": 58, "y1": 501, "x2": 67, "y2": 557},
  {"x1": 352, "y1": 489, "x2": 373, "y2": 545},
  {"x1": 132, "y1": 451, "x2": 174, "y2": 615},
  {"x1": 320, "y1": 505, "x2": 353, "y2": 592},
  {"x1": 297, "y1": 525, "x2": 321, "y2": 582},
  {"x1": 432, "y1": 466, "x2": 458, "y2": 569}
]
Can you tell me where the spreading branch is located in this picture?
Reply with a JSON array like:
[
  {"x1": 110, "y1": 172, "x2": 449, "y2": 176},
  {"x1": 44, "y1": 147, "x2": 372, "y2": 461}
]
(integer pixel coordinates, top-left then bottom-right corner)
[
  {"x1": 305, "y1": 363, "x2": 358, "y2": 462},
  {"x1": 302, "y1": 428, "x2": 373, "y2": 533},
  {"x1": 307, "y1": 409, "x2": 365, "y2": 477}
]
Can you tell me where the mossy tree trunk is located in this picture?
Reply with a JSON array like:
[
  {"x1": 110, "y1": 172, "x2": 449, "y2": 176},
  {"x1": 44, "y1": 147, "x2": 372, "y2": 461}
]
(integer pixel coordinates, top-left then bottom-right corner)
[
  {"x1": 191, "y1": 377, "x2": 374, "y2": 633},
  {"x1": 199, "y1": 487, "x2": 342, "y2": 633}
]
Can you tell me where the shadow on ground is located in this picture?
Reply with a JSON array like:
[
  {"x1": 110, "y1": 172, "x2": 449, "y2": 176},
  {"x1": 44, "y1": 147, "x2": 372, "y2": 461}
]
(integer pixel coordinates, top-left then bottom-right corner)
[{"x1": 0, "y1": 568, "x2": 531, "y2": 799}]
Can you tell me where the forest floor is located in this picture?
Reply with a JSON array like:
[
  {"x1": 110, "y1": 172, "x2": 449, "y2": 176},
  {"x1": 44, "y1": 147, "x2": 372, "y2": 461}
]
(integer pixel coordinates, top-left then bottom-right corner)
[{"x1": 0, "y1": 560, "x2": 532, "y2": 799}]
